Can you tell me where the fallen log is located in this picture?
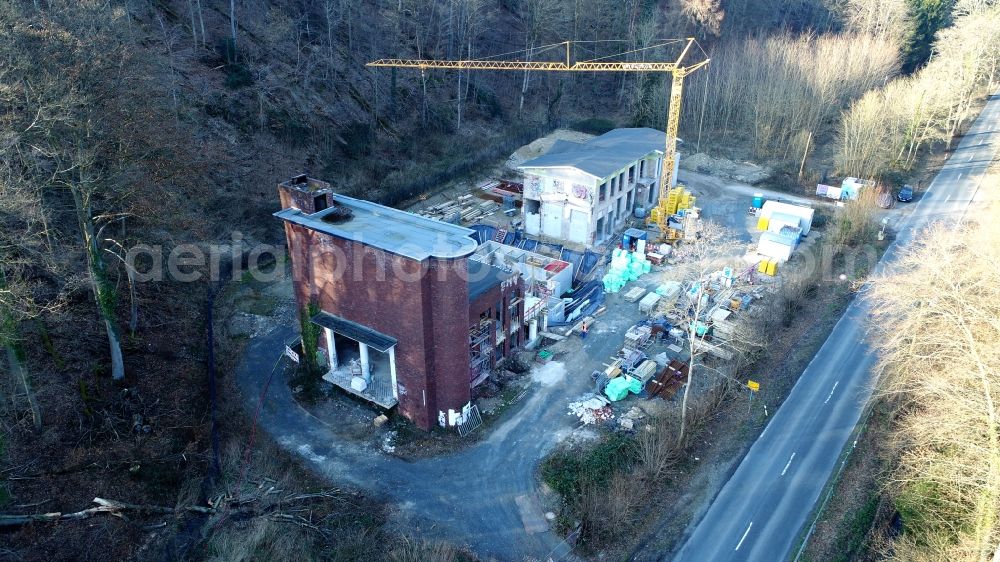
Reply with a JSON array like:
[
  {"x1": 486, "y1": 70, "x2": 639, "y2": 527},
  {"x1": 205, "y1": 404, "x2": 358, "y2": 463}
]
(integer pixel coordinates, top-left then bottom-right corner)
[{"x1": 0, "y1": 489, "x2": 343, "y2": 527}]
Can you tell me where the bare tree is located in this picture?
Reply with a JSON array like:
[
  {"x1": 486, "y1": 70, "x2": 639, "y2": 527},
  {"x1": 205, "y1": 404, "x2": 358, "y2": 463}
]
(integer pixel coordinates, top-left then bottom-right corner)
[
  {"x1": 680, "y1": 0, "x2": 725, "y2": 36},
  {"x1": 667, "y1": 221, "x2": 744, "y2": 445},
  {"x1": 841, "y1": 0, "x2": 909, "y2": 39},
  {"x1": 837, "y1": 4, "x2": 1000, "y2": 178},
  {"x1": 870, "y1": 207, "x2": 1000, "y2": 560},
  {"x1": 515, "y1": 0, "x2": 560, "y2": 118},
  {"x1": 0, "y1": 2, "x2": 170, "y2": 382},
  {"x1": 681, "y1": 34, "x2": 899, "y2": 160}
]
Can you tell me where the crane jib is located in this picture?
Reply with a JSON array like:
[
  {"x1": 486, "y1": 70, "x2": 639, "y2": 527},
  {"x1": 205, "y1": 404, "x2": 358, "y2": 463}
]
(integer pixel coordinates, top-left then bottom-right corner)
[{"x1": 365, "y1": 59, "x2": 684, "y2": 72}]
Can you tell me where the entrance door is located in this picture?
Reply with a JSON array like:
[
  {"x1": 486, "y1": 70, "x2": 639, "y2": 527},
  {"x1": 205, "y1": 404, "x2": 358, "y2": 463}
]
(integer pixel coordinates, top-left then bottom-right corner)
[
  {"x1": 542, "y1": 206, "x2": 562, "y2": 238},
  {"x1": 568, "y1": 209, "x2": 588, "y2": 244}
]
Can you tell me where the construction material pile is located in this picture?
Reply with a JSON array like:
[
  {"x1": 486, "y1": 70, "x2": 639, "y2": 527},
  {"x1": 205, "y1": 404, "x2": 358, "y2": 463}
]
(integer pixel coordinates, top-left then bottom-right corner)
[
  {"x1": 417, "y1": 193, "x2": 500, "y2": 224},
  {"x1": 602, "y1": 248, "x2": 652, "y2": 293},
  {"x1": 568, "y1": 395, "x2": 615, "y2": 425},
  {"x1": 605, "y1": 375, "x2": 643, "y2": 401},
  {"x1": 649, "y1": 186, "x2": 696, "y2": 226}
]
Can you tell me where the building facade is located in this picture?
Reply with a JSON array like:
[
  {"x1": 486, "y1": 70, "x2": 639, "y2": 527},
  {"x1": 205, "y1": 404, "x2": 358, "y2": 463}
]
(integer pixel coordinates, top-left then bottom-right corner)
[
  {"x1": 276, "y1": 176, "x2": 526, "y2": 430},
  {"x1": 518, "y1": 128, "x2": 677, "y2": 248}
]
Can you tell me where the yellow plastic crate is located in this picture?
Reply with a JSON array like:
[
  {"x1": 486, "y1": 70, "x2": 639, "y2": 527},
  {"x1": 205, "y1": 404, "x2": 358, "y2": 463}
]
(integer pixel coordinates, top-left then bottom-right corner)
[
  {"x1": 765, "y1": 259, "x2": 778, "y2": 276},
  {"x1": 758, "y1": 260, "x2": 768, "y2": 273},
  {"x1": 757, "y1": 216, "x2": 770, "y2": 231}
]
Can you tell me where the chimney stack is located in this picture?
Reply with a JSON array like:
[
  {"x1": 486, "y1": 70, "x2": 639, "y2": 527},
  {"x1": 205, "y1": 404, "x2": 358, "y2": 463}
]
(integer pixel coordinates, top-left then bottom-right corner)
[{"x1": 278, "y1": 175, "x2": 333, "y2": 214}]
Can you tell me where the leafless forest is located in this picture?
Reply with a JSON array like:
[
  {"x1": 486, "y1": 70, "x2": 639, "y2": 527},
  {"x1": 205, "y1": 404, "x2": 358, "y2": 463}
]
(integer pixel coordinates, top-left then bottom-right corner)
[{"x1": 1, "y1": 0, "x2": 999, "y2": 560}]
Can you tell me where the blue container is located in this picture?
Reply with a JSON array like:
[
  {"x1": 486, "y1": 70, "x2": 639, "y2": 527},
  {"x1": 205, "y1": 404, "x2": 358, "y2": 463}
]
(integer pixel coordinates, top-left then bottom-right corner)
[{"x1": 752, "y1": 192, "x2": 764, "y2": 209}]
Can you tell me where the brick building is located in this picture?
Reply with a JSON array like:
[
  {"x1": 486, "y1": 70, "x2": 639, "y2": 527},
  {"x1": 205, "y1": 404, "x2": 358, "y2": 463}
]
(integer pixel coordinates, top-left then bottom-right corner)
[{"x1": 275, "y1": 176, "x2": 527, "y2": 429}]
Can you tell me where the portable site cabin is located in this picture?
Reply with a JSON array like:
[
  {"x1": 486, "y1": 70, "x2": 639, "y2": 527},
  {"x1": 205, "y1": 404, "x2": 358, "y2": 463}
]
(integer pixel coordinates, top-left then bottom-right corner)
[
  {"x1": 840, "y1": 177, "x2": 872, "y2": 200},
  {"x1": 757, "y1": 231, "x2": 796, "y2": 262},
  {"x1": 766, "y1": 212, "x2": 801, "y2": 234},
  {"x1": 760, "y1": 201, "x2": 815, "y2": 235}
]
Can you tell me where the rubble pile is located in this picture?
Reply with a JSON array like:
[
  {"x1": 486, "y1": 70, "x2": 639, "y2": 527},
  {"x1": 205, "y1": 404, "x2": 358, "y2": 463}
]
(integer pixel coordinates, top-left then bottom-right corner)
[
  {"x1": 681, "y1": 152, "x2": 772, "y2": 185},
  {"x1": 568, "y1": 394, "x2": 615, "y2": 425}
]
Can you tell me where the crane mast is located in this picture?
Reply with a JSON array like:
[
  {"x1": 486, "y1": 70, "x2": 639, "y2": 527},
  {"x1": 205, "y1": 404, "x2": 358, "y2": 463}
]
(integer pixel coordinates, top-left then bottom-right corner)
[{"x1": 368, "y1": 39, "x2": 708, "y2": 239}]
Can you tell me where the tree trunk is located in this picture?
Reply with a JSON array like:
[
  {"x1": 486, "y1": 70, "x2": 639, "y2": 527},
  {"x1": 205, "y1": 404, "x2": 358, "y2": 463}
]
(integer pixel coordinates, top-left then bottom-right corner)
[
  {"x1": 6, "y1": 341, "x2": 41, "y2": 430},
  {"x1": 229, "y1": 0, "x2": 238, "y2": 62},
  {"x1": 696, "y1": 63, "x2": 710, "y2": 152},
  {"x1": 72, "y1": 188, "x2": 125, "y2": 381},
  {"x1": 677, "y1": 362, "x2": 692, "y2": 446},
  {"x1": 456, "y1": 68, "x2": 463, "y2": 131},
  {"x1": 678, "y1": 288, "x2": 706, "y2": 446},
  {"x1": 186, "y1": 0, "x2": 199, "y2": 45},
  {"x1": 196, "y1": 0, "x2": 206, "y2": 47}
]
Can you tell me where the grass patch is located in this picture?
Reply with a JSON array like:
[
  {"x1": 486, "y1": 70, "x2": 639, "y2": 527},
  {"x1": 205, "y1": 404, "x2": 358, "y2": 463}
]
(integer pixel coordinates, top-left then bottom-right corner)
[{"x1": 829, "y1": 495, "x2": 878, "y2": 562}]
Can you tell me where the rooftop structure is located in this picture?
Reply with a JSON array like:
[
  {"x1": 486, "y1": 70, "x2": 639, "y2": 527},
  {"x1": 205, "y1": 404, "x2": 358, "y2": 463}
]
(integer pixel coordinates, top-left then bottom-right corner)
[
  {"x1": 520, "y1": 128, "x2": 666, "y2": 179},
  {"x1": 467, "y1": 259, "x2": 516, "y2": 300},
  {"x1": 471, "y1": 240, "x2": 573, "y2": 300},
  {"x1": 274, "y1": 177, "x2": 478, "y2": 261}
]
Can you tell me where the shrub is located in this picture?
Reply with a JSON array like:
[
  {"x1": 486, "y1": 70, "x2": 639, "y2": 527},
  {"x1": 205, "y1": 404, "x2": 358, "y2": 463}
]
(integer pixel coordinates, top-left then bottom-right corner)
[
  {"x1": 299, "y1": 304, "x2": 320, "y2": 378},
  {"x1": 831, "y1": 187, "x2": 879, "y2": 247},
  {"x1": 341, "y1": 122, "x2": 374, "y2": 160},
  {"x1": 224, "y1": 63, "x2": 253, "y2": 89},
  {"x1": 541, "y1": 433, "x2": 635, "y2": 500}
]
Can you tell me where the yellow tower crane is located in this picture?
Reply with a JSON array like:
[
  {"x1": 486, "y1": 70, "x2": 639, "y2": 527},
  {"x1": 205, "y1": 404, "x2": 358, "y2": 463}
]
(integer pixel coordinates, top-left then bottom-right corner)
[{"x1": 367, "y1": 39, "x2": 709, "y2": 241}]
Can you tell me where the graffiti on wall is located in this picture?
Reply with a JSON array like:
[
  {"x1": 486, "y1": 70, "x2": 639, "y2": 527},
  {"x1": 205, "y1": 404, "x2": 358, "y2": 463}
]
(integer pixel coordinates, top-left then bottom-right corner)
[
  {"x1": 571, "y1": 183, "x2": 592, "y2": 203},
  {"x1": 524, "y1": 175, "x2": 542, "y2": 198}
]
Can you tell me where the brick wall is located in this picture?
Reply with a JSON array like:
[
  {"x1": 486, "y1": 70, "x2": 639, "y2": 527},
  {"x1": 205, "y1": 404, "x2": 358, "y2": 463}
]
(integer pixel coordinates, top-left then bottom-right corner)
[
  {"x1": 281, "y1": 222, "x2": 472, "y2": 430},
  {"x1": 468, "y1": 275, "x2": 525, "y2": 370}
]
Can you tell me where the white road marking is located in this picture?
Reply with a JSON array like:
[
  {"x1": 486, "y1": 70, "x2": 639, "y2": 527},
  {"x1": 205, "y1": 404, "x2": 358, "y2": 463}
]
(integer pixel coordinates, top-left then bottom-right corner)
[
  {"x1": 945, "y1": 194, "x2": 951, "y2": 202},
  {"x1": 969, "y1": 154, "x2": 975, "y2": 162},
  {"x1": 959, "y1": 173, "x2": 964, "y2": 180},
  {"x1": 980, "y1": 138, "x2": 985, "y2": 145},
  {"x1": 824, "y1": 381, "x2": 840, "y2": 404},
  {"x1": 735, "y1": 522, "x2": 753, "y2": 551},
  {"x1": 781, "y1": 452, "x2": 797, "y2": 477}
]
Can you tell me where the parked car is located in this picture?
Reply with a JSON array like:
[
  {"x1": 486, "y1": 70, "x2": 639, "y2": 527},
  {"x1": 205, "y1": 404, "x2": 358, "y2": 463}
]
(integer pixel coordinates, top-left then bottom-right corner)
[{"x1": 897, "y1": 184, "x2": 914, "y2": 202}]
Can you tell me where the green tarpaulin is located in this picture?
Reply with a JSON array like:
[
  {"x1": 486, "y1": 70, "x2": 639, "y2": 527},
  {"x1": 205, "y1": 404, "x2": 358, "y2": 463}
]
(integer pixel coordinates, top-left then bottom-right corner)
[{"x1": 605, "y1": 377, "x2": 631, "y2": 401}]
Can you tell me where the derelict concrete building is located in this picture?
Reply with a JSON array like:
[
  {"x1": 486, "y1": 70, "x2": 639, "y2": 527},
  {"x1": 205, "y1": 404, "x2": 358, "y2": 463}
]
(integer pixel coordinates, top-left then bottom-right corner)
[{"x1": 517, "y1": 128, "x2": 677, "y2": 248}]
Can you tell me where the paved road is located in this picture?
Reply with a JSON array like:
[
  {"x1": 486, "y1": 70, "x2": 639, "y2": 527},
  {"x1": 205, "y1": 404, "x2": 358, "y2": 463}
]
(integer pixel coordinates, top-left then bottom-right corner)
[{"x1": 672, "y1": 91, "x2": 1000, "y2": 562}]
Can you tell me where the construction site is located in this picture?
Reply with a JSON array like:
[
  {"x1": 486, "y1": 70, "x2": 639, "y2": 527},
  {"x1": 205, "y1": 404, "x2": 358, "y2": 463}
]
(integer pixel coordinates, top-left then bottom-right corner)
[
  {"x1": 233, "y1": 32, "x2": 923, "y2": 562},
  {"x1": 274, "y1": 39, "x2": 831, "y2": 436}
]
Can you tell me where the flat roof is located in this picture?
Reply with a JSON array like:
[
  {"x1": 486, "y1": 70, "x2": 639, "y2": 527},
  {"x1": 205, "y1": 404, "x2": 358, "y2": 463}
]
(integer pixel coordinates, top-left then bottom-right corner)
[
  {"x1": 311, "y1": 312, "x2": 397, "y2": 352},
  {"x1": 468, "y1": 259, "x2": 514, "y2": 300},
  {"x1": 275, "y1": 193, "x2": 479, "y2": 261},
  {"x1": 518, "y1": 127, "x2": 666, "y2": 180}
]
